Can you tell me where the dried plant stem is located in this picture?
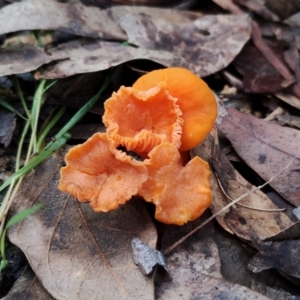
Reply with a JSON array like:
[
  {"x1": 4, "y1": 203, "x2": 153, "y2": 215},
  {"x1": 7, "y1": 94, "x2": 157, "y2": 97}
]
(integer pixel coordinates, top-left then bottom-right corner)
[
  {"x1": 214, "y1": 169, "x2": 286, "y2": 213},
  {"x1": 163, "y1": 156, "x2": 296, "y2": 255}
]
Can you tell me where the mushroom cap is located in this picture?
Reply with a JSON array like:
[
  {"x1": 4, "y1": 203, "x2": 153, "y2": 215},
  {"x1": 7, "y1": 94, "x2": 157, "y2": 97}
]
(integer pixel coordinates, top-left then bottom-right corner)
[
  {"x1": 58, "y1": 133, "x2": 148, "y2": 212},
  {"x1": 102, "y1": 85, "x2": 183, "y2": 153},
  {"x1": 138, "y1": 143, "x2": 212, "y2": 225},
  {"x1": 133, "y1": 67, "x2": 217, "y2": 151}
]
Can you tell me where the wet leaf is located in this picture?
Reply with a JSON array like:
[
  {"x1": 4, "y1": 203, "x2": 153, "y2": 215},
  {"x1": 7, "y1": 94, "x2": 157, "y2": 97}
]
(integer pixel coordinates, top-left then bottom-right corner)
[
  {"x1": 8, "y1": 154, "x2": 157, "y2": 300},
  {"x1": 0, "y1": 107, "x2": 16, "y2": 147},
  {"x1": 248, "y1": 240, "x2": 300, "y2": 284},
  {"x1": 218, "y1": 108, "x2": 300, "y2": 207},
  {"x1": 0, "y1": 0, "x2": 126, "y2": 40}
]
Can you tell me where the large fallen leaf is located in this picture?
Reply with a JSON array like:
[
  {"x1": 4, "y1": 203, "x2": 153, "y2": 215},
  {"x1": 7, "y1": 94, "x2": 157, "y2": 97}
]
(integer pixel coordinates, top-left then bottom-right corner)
[
  {"x1": 0, "y1": 0, "x2": 126, "y2": 40},
  {"x1": 118, "y1": 10, "x2": 251, "y2": 77},
  {"x1": 41, "y1": 8, "x2": 251, "y2": 78},
  {"x1": 217, "y1": 108, "x2": 300, "y2": 207},
  {"x1": 8, "y1": 154, "x2": 157, "y2": 300},
  {"x1": 39, "y1": 40, "x2": 174, "y2": 79},
  {"x1": 0, "y1": 5, "x2": 251, "y2": 78}
]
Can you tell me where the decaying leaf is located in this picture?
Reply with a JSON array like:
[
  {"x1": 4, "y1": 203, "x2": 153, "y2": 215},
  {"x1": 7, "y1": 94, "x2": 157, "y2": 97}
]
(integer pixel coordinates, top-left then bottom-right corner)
[
  {"x1": 2, "y1": 267, "x2": 54, "y2": 300},
  {"x1": 213, "y1": 148, "x2": 294, "y2": 242},
  {"x1": 41, "y1": 7, "x2": 251, "y2": 79},
  {"x1": 234, "y1": 44, "x2": 285, "y2": 93},
  {"x1": 264, "y1": 221, "x2": 300, "y2": 241},
  {"x1": 157, "y1": 213, "x2": 267, "y2": 299},
  {"x1": 0, "y1": 0, "x2": 126, "y2": 40},
  {"x1": 8, "y1": 154, "x2": 157, "y2": 300},
  {"x1": 0, "y1": 44, "x2": 63, "y2": 77},
  {"x1": 0, "y1": 3, "x2": 251, "y2": 78},
  {"x1": 214, "y1": 225, "x2": 300, "y2": 298},
  {"x1": 158, "y1": 272, "x2": 269, "y2": 300},
  {"x1": 248, "y1": 240, "x2": 300, "y2": 284},
  {"x1": 218, "y1": 108, "x2": 300, "y2": 207},
  {"x1": 118, "y1": 12, "x2": 251, "y2": 77},
  {"x1": 190, "y1": 129, "x2": 234, "y2": 235},
  {"x1": 191, "y1": 130, "x2": 295, "y2": 243},
  {"x1": 0, "y1": 107, "x2": 16, "y2": 147}
]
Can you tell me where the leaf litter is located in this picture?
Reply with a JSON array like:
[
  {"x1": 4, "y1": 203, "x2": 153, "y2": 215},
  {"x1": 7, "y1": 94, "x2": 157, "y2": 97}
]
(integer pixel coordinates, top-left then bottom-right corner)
[
  {"x1": 7, "y1": 154, "x2": 157, "y2": 300},
  {"x1": 1, "y1": 0, "x2": 300, "y2": 298}
]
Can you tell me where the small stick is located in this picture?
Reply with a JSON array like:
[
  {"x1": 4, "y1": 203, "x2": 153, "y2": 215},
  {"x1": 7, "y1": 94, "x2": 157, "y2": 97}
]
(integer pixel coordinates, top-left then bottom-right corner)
[
  {"x1": 163, "y1": 156, "x2": 296, "y2": 255},
  {"x1": 213, "y1": 166, "x2": 286, "y2": 212}
]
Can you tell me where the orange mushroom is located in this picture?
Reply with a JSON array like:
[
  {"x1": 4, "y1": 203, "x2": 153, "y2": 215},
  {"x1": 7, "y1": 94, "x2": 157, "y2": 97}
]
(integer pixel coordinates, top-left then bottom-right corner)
[
  {"x1": 102, "y1": 85, "x2": 183, "y2": 153},
  {"x1": 138, "y1": 143, "x2": 212, "y2": 225},
  {"x1": 133, "y1": 67, "x2": 217, "y2": 151},
  {"x1": 58, "y1": 133, "x2": 148, "y2": 212}
]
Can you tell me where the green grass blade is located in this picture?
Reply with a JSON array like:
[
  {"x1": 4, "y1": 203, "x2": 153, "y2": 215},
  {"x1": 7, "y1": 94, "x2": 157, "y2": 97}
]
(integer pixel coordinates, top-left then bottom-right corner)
[
  {"x1": 0, "y1": 133, "x2": 70, "y2": 193},
  {"x1": 0, "y1": 204, "x2": 43, "y2": 273},
  {"x1": 4, "y1": 203, "x2": 43, "y2": 230},
  {"x1": 31, "y1": 79, "x2": 47, "y2": 152},
  {"x1": 0, "y1": 97, "x2": 27, "y2": 120},
  {"x1": 36, "y1": 106, "x2": 66, "y2": 152}
]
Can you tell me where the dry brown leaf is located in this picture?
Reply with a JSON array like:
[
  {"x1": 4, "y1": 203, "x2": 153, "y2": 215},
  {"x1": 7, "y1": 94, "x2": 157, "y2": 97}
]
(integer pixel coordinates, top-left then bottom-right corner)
[
  {"x1": 217, "y1": 108, "x2": 300, "y2": 207},
  {"x1": 265, "y1": 221, "x2": 300, "y2": 241},
  {"x1": 8, "y1": 154, "x2": 157, "y2": 300},
  {"x1": 118, "y1": 12, "x2": 251, "y2": 77},
  {"x1": 0, "y1": 44, "x2": 66, "y2": 77},
  {"x1": 39, "y1": 40, "x2": 174, "y2": 79},
  {"x1": 190, "y1": 129, "x2": 234, "y2": 235},
  {"x1": 0, "y1": 0, "x2": 126, "y2": 40},
  {"x1": 191, "y1": 130, "x2": 294, "y2": 243},
  {"x1": 0, "y1": 5, "x2": 251, "y2": 78},
  {"x1": 2, "y1": 267, "x2": 54, "y2": 300},
  {"x1": 213, "y1": 149, "x2": 294, "y2": 242},
  {"x1": 40, "y1": 9, "x2": 251, "y2": 79}
]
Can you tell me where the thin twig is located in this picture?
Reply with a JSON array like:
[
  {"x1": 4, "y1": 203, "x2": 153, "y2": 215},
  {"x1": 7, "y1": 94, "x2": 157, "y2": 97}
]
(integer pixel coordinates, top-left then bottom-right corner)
[
  {"x1": 163, "y1": 156, "x2": 296, "y2": 255},
  {"x1": 214, "y1": 167, "x2": 286, "y2": 212}
]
